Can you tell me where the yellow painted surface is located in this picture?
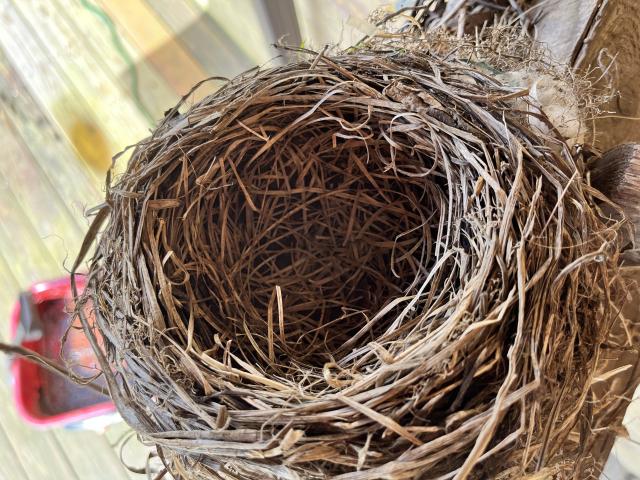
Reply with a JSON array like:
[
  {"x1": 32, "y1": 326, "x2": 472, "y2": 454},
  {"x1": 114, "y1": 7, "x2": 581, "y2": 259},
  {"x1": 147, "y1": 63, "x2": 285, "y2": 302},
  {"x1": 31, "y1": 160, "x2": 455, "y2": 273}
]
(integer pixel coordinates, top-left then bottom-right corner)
[{"x1": 67, "y1": 117, "x2": 113, "y2": 173}]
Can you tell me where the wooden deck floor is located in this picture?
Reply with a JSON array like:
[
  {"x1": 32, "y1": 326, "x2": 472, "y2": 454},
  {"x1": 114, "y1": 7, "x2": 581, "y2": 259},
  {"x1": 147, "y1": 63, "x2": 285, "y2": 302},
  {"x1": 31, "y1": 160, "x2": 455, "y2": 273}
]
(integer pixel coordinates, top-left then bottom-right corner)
[
  {"x1": 0, "y1": 44, "x2": 142, "y2": 480},
  {"x1": 0, "y1": 0, "x2": 264, "y2": 477}
]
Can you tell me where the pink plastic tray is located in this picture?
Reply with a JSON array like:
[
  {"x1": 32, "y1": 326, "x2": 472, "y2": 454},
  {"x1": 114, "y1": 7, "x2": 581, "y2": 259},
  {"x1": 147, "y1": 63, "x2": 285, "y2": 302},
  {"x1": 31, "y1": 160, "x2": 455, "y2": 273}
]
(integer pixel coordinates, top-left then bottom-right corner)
[{"x1": 9, "y1": 277, "x2": 115, "y2": 428}]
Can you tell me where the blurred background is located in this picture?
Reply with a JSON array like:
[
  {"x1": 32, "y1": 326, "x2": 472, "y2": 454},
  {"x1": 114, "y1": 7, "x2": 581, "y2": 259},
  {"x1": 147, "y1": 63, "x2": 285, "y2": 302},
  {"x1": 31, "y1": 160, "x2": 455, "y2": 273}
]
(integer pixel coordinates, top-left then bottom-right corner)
[{"x1": 0, "y1": 0, "x2": 638, "y2": 479}]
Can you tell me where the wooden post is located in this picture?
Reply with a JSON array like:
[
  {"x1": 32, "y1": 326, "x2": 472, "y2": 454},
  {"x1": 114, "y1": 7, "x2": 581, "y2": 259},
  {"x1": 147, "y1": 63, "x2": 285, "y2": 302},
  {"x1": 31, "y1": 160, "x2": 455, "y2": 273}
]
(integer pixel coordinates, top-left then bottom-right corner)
[
  {"x1": 534, "y1": 0, "x2": 640, "y2": 471},
  {"x1": 535, "y1": 0, "x2": 640, "y2": 150}
]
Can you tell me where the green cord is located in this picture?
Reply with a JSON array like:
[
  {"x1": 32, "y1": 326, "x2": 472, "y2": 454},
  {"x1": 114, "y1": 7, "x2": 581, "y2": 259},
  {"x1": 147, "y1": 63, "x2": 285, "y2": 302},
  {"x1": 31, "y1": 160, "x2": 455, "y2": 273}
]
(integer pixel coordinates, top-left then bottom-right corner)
[{"x1": 80, "y1": 0, "x2": 155, "y2": 126}]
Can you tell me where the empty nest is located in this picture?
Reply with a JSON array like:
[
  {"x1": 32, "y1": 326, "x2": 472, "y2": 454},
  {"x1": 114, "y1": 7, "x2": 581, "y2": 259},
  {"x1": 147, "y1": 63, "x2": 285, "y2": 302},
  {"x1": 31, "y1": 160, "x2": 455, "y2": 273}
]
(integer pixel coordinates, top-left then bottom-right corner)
[{"x1": 74, "y1": 44, "x2": 629, "y2": 479}]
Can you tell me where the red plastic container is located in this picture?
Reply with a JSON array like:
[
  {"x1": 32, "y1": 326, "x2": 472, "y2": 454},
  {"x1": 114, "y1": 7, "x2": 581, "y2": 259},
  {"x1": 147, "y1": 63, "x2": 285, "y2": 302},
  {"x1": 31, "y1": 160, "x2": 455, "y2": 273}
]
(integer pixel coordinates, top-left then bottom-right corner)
[{"x1": 9, "y1": 276, "x2": 115, "y2": 428}]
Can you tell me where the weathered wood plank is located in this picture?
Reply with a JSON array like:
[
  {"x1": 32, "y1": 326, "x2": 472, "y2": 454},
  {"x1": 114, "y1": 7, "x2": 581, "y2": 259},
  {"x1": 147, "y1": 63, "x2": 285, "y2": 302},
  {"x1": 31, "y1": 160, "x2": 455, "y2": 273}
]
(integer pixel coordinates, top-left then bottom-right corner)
[
  {"x1": 0, "y1": 385, "x2": 80, "y2": 480},
  {"x1": 54, "y1": 0, "x2": 178, "y2": 122},
  {"x1": 0, "y1": 46, "x2": 103, "y2": 212},
  {"x1": 0, "y1": 174, "x2": 134, "y2": 480},
  {"x1": 535, "y1": 0, "x2": 640, "y2": 149},
  {"x1": 11, "y1": 0, "x2": 150, "y2": 165},
  {"x1": 532, "y1": 0, "x2": 600, "y2": 65},
  {"x1": 54, "y1": 430, "x2": 134, "y2": 480},
  {"x1": 0, "y1": 255, "x2": 30, "y2": 480},
  {"x1": 255, "y1": 0, "x2": 302, "y2": 56},
  {"x1": 146, "y1": 0, "x2": 252, "y2": 78},
  {"x1": 191, "y1": 0, "x2": 275, "y2": 65},
  {"x1": 0, "y1": 187, "x2": 63, "y2": 284},
  {"x1": 0, "y1": 2, "x2": 113, "y2": 176},
  {"x1": 97, "y1": 0, "x2": 207, "y2": 95},
  {"x1": 0, "y1": 248, "x2": 21, "y2": 337},
  {"x1": 0, "y1": 109, "x2": 85, "y2": 258},
  {"x1": 293, "y1": 0, "x2": 383, "y2": 50},
  {"x1": 0, "y1": 223, "x2": 78, "y2": 480},
  {"x1": 573, "y1": 0, "x2": 640, "y2": 150},
  {"x1": 0, "y1": 425, "x2": 30, "y2": 480}
]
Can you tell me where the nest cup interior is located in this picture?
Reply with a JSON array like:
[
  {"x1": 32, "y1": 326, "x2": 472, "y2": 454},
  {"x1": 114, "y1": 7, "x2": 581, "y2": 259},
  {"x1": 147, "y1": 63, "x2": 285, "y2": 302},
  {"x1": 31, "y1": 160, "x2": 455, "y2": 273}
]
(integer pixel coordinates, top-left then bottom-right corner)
[
  {"x1": 85, "y1": 48, "x2": 627, "y2": 479},
  {"x1": 186, "y1": 103, "x2": 442, "y2": 371}
]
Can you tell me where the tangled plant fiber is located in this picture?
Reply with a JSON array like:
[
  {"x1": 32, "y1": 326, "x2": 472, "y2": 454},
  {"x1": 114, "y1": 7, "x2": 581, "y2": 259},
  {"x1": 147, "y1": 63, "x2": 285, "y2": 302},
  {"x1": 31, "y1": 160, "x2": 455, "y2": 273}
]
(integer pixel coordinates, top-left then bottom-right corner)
[
  {"x1": 371, "y1": 0, "x2": 534, "y2": 36},
  {"x1": 75, "y1": 42, "x2": 629, "y2": 480}
]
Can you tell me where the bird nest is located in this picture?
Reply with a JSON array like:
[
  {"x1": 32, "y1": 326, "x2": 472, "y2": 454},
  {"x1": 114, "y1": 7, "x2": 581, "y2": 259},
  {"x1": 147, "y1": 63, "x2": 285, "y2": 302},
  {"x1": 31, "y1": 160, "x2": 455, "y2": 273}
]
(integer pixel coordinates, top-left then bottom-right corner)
[{"x1": 74, "y1": 43, "x2": 629, "y2": 480}]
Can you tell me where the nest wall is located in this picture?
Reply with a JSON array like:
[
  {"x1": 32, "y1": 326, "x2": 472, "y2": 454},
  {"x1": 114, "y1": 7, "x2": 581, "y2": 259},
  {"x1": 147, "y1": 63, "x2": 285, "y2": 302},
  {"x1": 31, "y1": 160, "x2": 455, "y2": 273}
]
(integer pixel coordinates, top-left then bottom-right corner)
[{"x1": 76, "y1": 45, "x2": 628, "y2": 480}]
